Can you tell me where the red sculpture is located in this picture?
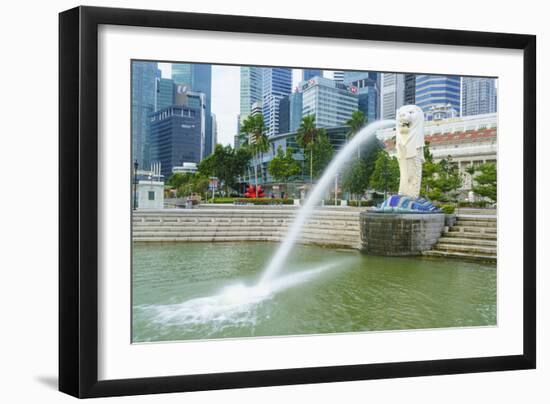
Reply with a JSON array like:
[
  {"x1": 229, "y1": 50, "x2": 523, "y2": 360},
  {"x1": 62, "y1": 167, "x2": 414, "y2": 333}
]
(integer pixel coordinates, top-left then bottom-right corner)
[{"x1": 243, "y1": 184, "x2": 265, "y2": 198}]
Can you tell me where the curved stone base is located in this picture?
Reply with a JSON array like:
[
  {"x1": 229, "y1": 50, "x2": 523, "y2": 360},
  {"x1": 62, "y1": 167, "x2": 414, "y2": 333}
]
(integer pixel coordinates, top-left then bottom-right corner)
[{"x1": 360, "y1": 211, "x2": 445, "y2": 256}]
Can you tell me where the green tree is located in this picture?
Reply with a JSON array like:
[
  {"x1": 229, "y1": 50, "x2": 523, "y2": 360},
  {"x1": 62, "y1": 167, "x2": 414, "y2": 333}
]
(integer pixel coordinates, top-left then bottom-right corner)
[
  {"x1": 268, "y1": 146, "x2": 301, "y2": 197},
  {"x1": 305, "y1": 131, "x2": 334, "y2": 179},
  {"x1": 345, "y1": 110, "x2": 366, "y2": 158},
  {"x1": 240, "y1": 114, "x2": 269, "y2": 197},
  {"x1": 176, "y1": 175, "x2": 210, "y2": 199},
  {"x1": 198, "y1": 144, "x2": 251, "y2": 194},
  {"x1": 166, "y1": 172, "x2": 194, "y2": 189},
  {"x1": 471, "y1": 162, "x2": 497, "y2": 202},
  {"x1": 341, "y1": 141, "x2": 381, "y2": 201},
  {"x1": 420, "y1": 143, "x2": 463, "y2": 203},
  {"x1": 296, "y1": 115, "x2": 322, "y2": 182},
  {"x1": 369, "y1": 149, "x2": 400, "y2": 198}
]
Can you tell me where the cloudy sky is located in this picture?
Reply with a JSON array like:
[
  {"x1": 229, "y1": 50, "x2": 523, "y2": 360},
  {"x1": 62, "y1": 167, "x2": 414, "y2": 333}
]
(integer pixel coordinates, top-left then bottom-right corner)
[{"x1": 159, "y1": 63, "x2": 327, "y2": 146}]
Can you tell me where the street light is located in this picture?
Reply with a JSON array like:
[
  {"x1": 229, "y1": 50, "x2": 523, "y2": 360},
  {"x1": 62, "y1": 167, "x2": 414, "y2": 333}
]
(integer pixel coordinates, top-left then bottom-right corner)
[{"x1": 133, "y1": 160, "x2": 138, "y2": 210}]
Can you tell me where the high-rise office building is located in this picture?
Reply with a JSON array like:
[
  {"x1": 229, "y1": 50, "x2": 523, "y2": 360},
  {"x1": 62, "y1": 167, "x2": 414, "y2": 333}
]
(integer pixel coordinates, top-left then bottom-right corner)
[
  {"x1": 279, "y1": 96, "x2": 290, "y2": 134},
  {"x1": 240, "y1": 66, "x2": 264, "y2": 122},
  {"x1": 149, "y1": 105, "x2": 203, "y2": 179},
  {"x1": 333, "y1": 71, "x2": 344, "y2": 83},
  {"x1": 171, "y1": 63, "x2": 213, "y2": 156},
  {"x1": 415, "y1": 74, "x2": 461, "y2": 115},
  {"x1": 211, "y1": 113, "x2": 218, "y2": 150},
  {"x1": 461, "y1": 77, "x2": 497, "y2": 116},
  {"x1": 234, "y1": 114, "x2": 243, "y2": 149},
  {"x1": 132, "y1": 61, "x2": 158, "y2": 168},
  {"x1": 173, "y1": 84, "x2": 206, "y2": 159},
  {"x1": 302, "y1": 69, "x2": 322, "y2": 81},
  {"x1": 301, "y1": 76, "x2": 358, "y2": 128},
  {"x1": 279, "y1": 91, "x2": 305, "y2": 134},
  {"x1": 343, "y1": 71, "x2": 380, "y2": 122},
  {"x1": 404, "y1": 74, "x2": 416, "y2": 105},
  {"x1": 171, "y1": 64, "x2": 192, "y2": 85},
  {"x1": 289, "y1": 92, "x2": 303, "y2": 132},
  {"x1": 251, "y1": 101, "x2": 263, "y2": 116},
  {"x1": 381, "y1": 73, "x2": 406, "y2": 120},
  {"x1": 262, "y1": 68, "x2": 292, "y2": 137},
  {"x1": 155, "y1": 77, "x2": 175, "y2": 111}
]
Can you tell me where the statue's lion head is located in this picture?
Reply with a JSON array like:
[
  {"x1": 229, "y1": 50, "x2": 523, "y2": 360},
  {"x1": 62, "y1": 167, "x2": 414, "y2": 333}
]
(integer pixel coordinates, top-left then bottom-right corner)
[
  {"x1": 395, "y1": 105, "x2": 425, "y2": 159},
  {"x1": 396, "y1": 105, "x2": 424, "y2": 136}
]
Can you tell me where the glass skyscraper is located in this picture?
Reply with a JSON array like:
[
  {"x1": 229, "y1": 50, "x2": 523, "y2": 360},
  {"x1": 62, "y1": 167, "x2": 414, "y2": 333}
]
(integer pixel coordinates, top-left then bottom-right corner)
[
  {"x1": 404, "y1": 74, "x2": 416, "y2": 105},
  {"x1": 461, "y1": 77, "x2": 497, "y2": 116},
  {"x1": 343, "y1": 71, "x2": 380, "y2": 122},
  {"x1": 240, "y1": 66, "x2": 264, "y2": 122},
  {"x1": 289, "y1": 92, "x2": 303, "y2": 133},
  {"x1": 302, "y1": 69, "x2": 322, "y2": 81},
  {"x1": 279, "y1": 91, "x2": 304, "y2": 135},
  {"x1": 279, "y1": 96, "x2": 290, "y2": 134},
  {"x1": 149, "y1": 106, "x2": 202, "y2": 179},
  {"x1": 155, "y1": 77, "x2": 175, "y2": 111},
  {"x1": 171, "y1": 63, "x2": 213, "y2": 156},
  {"x1": 171, "y1": 64, "x2": 192, "y2": 86},
  {"x1": 415, "y1": 74, "x2": 461, "y2": 115},
  {"x1": 131, "y1": 61, "x2": 158, "y2": 168},
  {"x1": 381, "y1": 73, "x2": 405, "y2": 120},
  {"x1": 262, "y1": 68, "x2": 292, "y2": 137},
  {"x1": 301, "y1": 76, "x2": 358, "y2": 128}
]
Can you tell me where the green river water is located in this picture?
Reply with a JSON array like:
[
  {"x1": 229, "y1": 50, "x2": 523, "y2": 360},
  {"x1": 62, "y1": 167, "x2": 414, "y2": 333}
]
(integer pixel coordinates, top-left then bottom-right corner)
[{"x1": 132, "y1": 242, "x2": 496, "y2": 343}]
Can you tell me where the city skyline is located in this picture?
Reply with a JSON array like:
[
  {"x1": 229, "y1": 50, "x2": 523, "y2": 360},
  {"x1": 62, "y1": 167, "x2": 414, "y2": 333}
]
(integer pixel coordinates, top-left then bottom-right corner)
[
  {"x1": 159, "y1": 63, "x2": 327, "y2": 146},
  {"x1": 156, "y1": 63, "x2": 496, "y2": 148}
]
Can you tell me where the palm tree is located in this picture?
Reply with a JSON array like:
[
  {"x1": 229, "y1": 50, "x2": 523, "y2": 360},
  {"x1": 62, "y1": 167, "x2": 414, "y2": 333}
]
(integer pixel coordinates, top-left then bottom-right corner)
[
  {"x1": 346, "y1": 110, "x2": 366, "y2": 158},
  {"x1": 296, "y1": 115, "x2": 319, "y2": 183},
  {"x1": 240, "y1": 114, "x2": 269, "y2": 198}
]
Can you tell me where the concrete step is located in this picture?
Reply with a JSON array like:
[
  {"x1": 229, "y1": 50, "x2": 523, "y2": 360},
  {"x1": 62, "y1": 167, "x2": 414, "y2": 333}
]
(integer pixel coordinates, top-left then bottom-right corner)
[
  {"x1": 133, "y1": 236, "x2": 358, "y2": 247},
  {"x1": 442, "y1": 231, "x2": 497, "y2": 241},
  {"x1": 133, "y1": 229, "x2": 360, "y2": 238},
  {"x1": 449, "y1": 226, "x2": 497, "y2": 234},
  {"x1": 133, "y1": 236, "x2": 280, "y2": 243},
  {"x1": 432, "y1": 243, "x2": 496, "y2": 256},
  {"x1": 133, "y1": 223, "x2": 360, "y2": 231},
  {"x1": 134, "y1": 211, "x2": 360, "y2": 218},
  {"x1": 437, "y1": 237, "x2": 497, "y2": 247},
  {"x1": 423, "y1": 250, "x2": 497, "y2": 262},
  {"x1": 133, "y1": 217, "x2": 359, "y2": 225},
  {"x1": 456, "y1": 215, "x2": 496, "y2": 222},
  {"x1": 455, "y1": 220, "x2": 497, "y2": 228}
]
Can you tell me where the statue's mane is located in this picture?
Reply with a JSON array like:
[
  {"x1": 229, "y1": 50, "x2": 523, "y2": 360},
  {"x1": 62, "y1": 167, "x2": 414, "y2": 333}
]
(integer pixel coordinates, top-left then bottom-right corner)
[{"x1": 395, "y1": 105, "x2": 425, "y2": 156}]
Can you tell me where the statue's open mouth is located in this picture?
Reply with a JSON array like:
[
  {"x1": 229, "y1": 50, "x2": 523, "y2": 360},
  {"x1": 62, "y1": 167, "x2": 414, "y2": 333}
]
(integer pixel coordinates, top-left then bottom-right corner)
[{"x1": 399, "y1": 120, "x2": 411, "y2": 129}]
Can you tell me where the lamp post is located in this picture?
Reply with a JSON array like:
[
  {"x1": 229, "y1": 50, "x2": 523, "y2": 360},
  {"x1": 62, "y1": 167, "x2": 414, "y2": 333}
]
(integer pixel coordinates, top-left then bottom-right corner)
[{"x1": 133, "y1": 160, "x2": 138, "y2": 210}]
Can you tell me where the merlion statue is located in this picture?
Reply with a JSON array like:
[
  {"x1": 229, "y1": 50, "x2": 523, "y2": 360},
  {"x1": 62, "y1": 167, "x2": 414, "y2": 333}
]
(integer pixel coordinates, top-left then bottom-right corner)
[
  {"x1": 376, "y1": 104, "x2": 438, "y2": 212},
  {"x1": 395, "y1": 105, "x2": 425, "y2": 199}
]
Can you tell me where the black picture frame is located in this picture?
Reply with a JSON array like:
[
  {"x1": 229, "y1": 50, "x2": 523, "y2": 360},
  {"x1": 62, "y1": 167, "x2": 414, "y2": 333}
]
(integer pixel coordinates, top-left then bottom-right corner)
[{"x1": 59, "y1": 5, "x2": 536, "y2": 398}]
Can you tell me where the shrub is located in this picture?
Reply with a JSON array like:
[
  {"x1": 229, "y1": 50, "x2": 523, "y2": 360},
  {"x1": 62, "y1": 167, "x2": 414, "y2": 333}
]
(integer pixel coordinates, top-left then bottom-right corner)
[
  {"x1": 440, "y1": 204, "x2": 456, "y2": 214},
  {"x1": 209, "y1": 197, "x2": 236, "y2": 204},
  {"x1": 458, "y1": 201, "x2": 489, "y2": 208},
  {"x1": 233, "y1": 198, "x2": 293, "y2": 205},
  {"x1": 348, "y1": 200, "x2": 376, "y2": 207}
]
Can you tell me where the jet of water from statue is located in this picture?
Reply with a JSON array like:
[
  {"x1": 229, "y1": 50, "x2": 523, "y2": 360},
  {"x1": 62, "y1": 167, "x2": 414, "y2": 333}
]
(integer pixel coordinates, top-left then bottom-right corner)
[
  {"x1": 155, "y1": 109, "x2": 439, "y2": 323},
  {"x1": 261, "y1": 105, "x2": 439, "y2": 285}
]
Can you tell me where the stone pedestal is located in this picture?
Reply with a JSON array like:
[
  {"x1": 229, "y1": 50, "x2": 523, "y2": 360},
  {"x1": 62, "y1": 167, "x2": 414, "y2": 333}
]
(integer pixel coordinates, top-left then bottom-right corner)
[{"x1": 360, "y1": 211, "x2": 445, "y2": 256}]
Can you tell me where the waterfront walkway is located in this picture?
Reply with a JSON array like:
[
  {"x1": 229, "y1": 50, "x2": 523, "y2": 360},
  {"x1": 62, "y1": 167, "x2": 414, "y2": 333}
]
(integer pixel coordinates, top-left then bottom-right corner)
[{"x1": 133, "y1": 206, "x2": 497, "y2": 261}]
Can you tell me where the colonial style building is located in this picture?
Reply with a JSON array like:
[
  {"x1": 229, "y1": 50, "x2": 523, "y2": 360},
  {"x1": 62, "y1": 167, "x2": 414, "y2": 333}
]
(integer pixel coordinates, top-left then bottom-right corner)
[{"x1": 377, "y1": 112, "x2": 497, "y2": 193}]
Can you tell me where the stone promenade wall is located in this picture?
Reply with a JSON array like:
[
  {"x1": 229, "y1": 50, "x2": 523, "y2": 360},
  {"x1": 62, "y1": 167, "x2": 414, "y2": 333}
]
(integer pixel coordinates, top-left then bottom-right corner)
[{"x1": 133, "y1": 208, "x2": 362, "y2": 249}]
